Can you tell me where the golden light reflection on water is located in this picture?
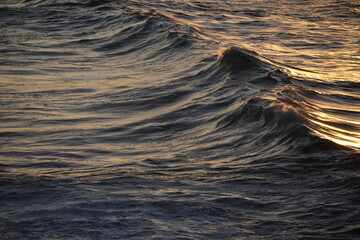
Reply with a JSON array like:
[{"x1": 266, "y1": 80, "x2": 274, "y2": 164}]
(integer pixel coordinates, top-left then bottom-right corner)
[
  {"x1": 274, "y1": 90, "x2": 360, "y2": 151},
  {"x1": 305, "y1": 97, "x2": 360, "y2": 150},
  {"x1": 167, "y1": 0, "x2": 360, "y2": 83},
  {"x1": 307, "y1": 123, "x2": 360, "y2": 149},
  {"x1": 271, "y1": 101, "x2": 360, "y2": 151},
  {"x1": 305, "y1": 109, "x2": 360, "y2": 148}
]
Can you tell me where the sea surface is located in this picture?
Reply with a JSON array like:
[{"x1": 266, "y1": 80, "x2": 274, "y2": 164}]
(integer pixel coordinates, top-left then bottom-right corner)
[{"x1": 1, "y1": 0, "x2": 360, "y2": 239}]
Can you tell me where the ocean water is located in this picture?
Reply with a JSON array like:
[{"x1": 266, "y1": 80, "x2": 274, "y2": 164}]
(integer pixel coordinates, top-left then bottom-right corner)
[{"x1": 0, "y1": 0, "x2": 359, "y2": 239}]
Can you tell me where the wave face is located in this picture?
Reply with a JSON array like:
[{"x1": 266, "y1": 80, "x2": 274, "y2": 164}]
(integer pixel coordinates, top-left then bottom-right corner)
[{"x1": 1, "y1": 0, "x2": 359, "y2": 239}]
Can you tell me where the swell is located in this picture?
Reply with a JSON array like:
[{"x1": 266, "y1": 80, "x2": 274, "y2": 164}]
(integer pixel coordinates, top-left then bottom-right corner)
[
  {"x1": 1, "y1": 0, "x2": 358, "y2": 172},
  {"x1": 1, "y1": 2, "x2": 360, "y2": 239},
  {"x1": 204, "y1": 48, "x2": 355, "y2": 155},
  {"x1": 87, "y1": 45, "x2": 355, "y2": 162}
]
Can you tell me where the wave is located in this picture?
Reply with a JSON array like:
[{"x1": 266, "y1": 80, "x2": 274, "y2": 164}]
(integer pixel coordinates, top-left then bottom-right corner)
[
  {"x1": 2, "y1": 2, "x2": 360, "y2": 240},
  {"x1": 1, "y1": 0, "x2": 358, "y2": 163}
]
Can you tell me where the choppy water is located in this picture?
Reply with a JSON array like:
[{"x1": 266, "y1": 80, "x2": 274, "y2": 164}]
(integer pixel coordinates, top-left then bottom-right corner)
[{"x1": 1, "y1": 0, "x2": 360, "y2": 239}]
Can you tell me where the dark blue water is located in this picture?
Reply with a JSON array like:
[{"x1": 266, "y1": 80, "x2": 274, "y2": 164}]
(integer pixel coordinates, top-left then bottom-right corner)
[{"x1": 1, "y1": 0, "x2": 359, "y2": 239}]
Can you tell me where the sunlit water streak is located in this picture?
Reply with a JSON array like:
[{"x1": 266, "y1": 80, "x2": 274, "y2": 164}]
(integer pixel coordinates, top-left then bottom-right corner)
[{"x1": 0, "y1": 0, "x2": 359, "y2": 239}]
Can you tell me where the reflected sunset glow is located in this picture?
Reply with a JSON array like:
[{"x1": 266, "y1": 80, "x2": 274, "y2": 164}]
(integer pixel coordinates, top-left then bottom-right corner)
[{"x1": 1, "y1": 0, "x2": 359, "y2": 239}]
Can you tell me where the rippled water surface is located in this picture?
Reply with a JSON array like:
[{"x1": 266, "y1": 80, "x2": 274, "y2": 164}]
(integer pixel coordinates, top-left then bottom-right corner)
[{"x1": 1, "y1": 0, "x2": 359, "y2": 239}]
